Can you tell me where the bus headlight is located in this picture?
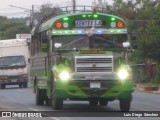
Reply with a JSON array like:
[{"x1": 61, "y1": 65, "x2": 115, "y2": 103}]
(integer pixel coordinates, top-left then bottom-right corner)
[
  {"x1": 59, "y1": 71, "x2": 70, "y2": 81},
  {"x1": 117, "y1": 69, "x2": 129, "y2": 80}
]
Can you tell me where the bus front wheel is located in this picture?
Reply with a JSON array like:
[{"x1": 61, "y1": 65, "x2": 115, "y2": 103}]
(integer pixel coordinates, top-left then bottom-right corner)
[
  {"x1": 36, "y1": 87, "x2": 45, "y2": 105},
  {"x1": 52, "y1": 90, "x2": 63, "y2": 110},
  {"x1": 119, "y1": 95, "x2": 132, "y2": 111}
]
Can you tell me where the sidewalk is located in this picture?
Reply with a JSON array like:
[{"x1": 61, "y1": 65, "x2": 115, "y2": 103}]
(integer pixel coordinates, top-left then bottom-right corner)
[{"x1": 134, "y1": 84, "x2": 160, "y2": 94}]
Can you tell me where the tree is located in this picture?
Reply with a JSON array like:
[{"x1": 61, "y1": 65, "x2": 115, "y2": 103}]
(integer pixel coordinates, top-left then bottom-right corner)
[
  {"x1": 33, "y1": 2, "x2": 62, "y2": 22},
  {"x1": 130, "y1": 0, "x2": 160, "y2": 62},
  {"x1": 0, "y1": 16, "x2": 30, "y2": 39},
  {"x1": 111, "y1": 0, "x2": 160, "y2": 83}
]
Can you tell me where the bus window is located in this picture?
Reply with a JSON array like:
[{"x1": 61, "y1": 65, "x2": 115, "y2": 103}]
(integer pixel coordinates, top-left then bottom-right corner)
[
  {"x1": 89, "y1": 34, "x2": 127, "y2": 49},
  {"x1": 52, "y1": 35, "x2": 88, "y2": 50},
  {"x1": 41, "y1": 31, "x2": 48, "y2": 52}
]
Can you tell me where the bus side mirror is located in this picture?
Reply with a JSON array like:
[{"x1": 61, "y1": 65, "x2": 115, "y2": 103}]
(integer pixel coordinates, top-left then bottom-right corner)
[
  {"x1": 123, "y1": 42, "x2": 130, "y2": 48},
  {"x1": 54, "y1": 43, "x2": 62, "y2": 48},
  {"x1": 123, "y1": 42, "x2": 134, "y2": 51}
]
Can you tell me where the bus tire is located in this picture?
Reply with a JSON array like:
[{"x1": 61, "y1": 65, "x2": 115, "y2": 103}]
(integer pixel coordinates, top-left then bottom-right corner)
[
  {"x1": 89, "y1": 99, "x2": 98, "y2": 106},
  {"x1": 52, "y1": 97, "x2": 63, "y2": 110},
  {"x1": 33, "y1": 78, "x2": 37, "y2": 93},
  {"x1": 23, "y1": 82, "x2": 28, "y2": 88},
  {"x1": 46, "y1": 97, "x2": 52, "y2": 106},
  {"x1": 52, "y1": 90, "x2": 63, "y2": 110},
  {"x1": 19, "y1": 83, "x2": 23, "y2": 88},
  {"x1": 46, "y1": 98, "x2": 49, "y2": 106},
  {"x1": 99, "y1": 100, "x2": 108, "y2": 106},
  {"x1": 119, "y1": 96, "x2": 132, "y2": 111},
  {"x1": 36, "y1": 87, "x2": 44, "y2": 105},
  {"x1": 1, "y1": 84, "x2": 5, "y2": 89}
]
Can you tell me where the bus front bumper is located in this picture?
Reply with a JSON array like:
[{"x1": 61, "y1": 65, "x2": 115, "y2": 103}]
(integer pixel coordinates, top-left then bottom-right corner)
[{"x1": 54, "y1": 80, "x2": 134, "y2": 100}]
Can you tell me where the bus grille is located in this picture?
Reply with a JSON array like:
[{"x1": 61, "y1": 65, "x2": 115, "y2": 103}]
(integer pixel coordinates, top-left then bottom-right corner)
[{"x1": 75, "y1": 57, "x2": 113, "y2": 73}]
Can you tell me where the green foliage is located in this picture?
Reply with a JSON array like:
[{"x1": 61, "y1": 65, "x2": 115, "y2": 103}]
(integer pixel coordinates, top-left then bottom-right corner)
[
  {"x1": 0, "y1": 16, "x2": 29, "y2": 39},
  {"x1": 136, "y1": 21, "x2": 160, "y2": 62},
  {"x1": 110, "y1": 0, "x2": 160, "y2": 83},
  {"x1": 151, "y1": 74, "x2": 160, "y2": 84},
  {"x1": 111, "y1": 0, "x2": 160, "y2": 64},
  {"x1": 33, "y1": 3, "x2": 62, "y2": 21},
  {"x1": 0, "y1": 3, "x2": 62, "y2": 39}
]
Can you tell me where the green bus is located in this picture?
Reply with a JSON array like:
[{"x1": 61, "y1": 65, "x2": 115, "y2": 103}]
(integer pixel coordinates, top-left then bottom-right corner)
[{"x1": 30, "y1": 7, "x2": 134, "y2": 111}]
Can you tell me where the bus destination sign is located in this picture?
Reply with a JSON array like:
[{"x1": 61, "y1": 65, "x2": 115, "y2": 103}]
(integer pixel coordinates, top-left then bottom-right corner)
[
  {"x1": 80, "y1": 50, "x2": 105, "y2": 54},
  {"x1": 75, "y1": 20, "x2": 102, "y2": 27}
]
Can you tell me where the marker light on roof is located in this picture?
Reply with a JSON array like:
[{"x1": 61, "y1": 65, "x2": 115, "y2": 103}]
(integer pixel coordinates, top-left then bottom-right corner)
[
  {"x1": 117, "y1": 22, "x2": 124, "y2": 28},
  {"x1": 82, "y1": 15, "x2": 86, "y2": 17},
  {"x1": 93, "y1": 14, "x2": 98, "y2": 18},
  {"x1": 63, "y1": 22, "x2": 69, "y2": 28},
  {"x1": 65, "y1": 31, "x2": 69, "y2": 33},
  {"x1": 72, "y1": 31, "x2": 76, "y2": 33},
  {"x1": 110, "y1": 30, "x2": 114, "y2": 33},
  {"x1": 111, "y1": 22, "x2": 116, "y2": 28},
  {"x1": 111, "y1": 17, "x2": 115, "y2": 21},
  {"x1": 63, "y1": 17, "x2": 69, "y2": 21},
  {"x1": 96, "y1": 30, "x2": 102, "y2": 34},
  {"x1": 55, "y1": 22, "x2": 62, "y2": 29},
  {"x1": 117, "y1": 30, "x2": 121, "y2": 33},
  {"x1": 77, "y1": 30, "x2": 82, "y2": 34}
]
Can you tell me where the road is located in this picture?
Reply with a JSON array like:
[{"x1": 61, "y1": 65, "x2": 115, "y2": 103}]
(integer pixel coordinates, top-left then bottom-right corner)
[{"x1": 0, "y1": 85, "x2": 160, "y2": 120}]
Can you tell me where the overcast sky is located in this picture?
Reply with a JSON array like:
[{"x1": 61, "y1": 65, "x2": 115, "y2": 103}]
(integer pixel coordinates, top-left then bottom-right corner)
[{"x1": 0, "y1": 0, "x2": 113, "y2": 18}]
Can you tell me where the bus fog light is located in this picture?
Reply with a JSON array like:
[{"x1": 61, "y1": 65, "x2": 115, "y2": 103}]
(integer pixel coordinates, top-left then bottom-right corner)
[
  {"x1": 59, "y1": 71, "x2": 70, "y2": 81},
  {"x1": 117, "y1": 69, "x2": 129, "y2": 80}
]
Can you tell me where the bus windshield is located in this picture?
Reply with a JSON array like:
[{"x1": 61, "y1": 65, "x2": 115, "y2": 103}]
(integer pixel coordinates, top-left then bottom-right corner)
[
  {"x1": 0, "y1": 56, "x2": 26, "y2": 68},
  {"x1": 53, "y1": 34, "x2": 127, "y2": 50}
]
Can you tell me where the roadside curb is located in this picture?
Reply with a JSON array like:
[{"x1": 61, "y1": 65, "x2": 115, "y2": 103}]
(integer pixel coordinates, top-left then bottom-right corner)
[{"x1": 134, "y1": 84, "x2": 160, "y2": 94}]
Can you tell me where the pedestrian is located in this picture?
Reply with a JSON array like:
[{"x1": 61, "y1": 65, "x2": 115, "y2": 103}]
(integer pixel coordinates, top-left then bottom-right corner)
[{"x1": 146, "y1": 63, "x2": 154, "y2": 81}]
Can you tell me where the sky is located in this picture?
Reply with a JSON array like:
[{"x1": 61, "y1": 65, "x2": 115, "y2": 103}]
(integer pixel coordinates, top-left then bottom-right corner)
[{"x1": 0, "y1": 0, "x2": 113, "y2": 18}]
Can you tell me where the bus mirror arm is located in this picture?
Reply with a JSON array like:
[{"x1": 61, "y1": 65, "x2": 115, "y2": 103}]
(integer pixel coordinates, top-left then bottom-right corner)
[
  {"x1": 122, "y1": 42, "x2": 134, "y2": 51},
  {"x1": 127, "y1": 46, "x2": 134, "y2": 52},
  {"x1": 73, "y1": 48, "x2": 79, "y2": 52},
  {"x1": 54, "y1": 43, "x2": 62, "y2": 48}
]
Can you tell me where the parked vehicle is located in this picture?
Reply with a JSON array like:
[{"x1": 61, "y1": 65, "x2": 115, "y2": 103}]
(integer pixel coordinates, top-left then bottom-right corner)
[{"x1": 0, "y1": 39, "x2": 30, "y2": 88}]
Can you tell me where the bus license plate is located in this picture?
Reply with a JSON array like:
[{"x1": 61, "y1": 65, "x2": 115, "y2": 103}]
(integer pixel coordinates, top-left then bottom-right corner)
[
  {"x1": 90, "y1": 82, "x2": 101, "y2": 88},
  {"x1": 75, "y1": 20, "x2": 102, "y2": 27}
]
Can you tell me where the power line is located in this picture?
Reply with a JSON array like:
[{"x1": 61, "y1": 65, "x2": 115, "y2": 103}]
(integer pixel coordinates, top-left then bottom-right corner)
[
  {"x1": 9, "y1": 5, "x2": 34, "y2": 29},
  {"x1": 0, "y1": 12, "x2": 29, "y2": 16},
  {"x1": 0, "y1": 11, "x2": 28, "y2": 14}
]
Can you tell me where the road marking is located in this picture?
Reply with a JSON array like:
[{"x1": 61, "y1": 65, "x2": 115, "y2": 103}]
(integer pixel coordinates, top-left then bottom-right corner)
[
  {"x1": 28, "y1": 108, "x2": 38, "y2": 111},
  {"x1": 17, "y1": 89, "x2": 26, "y2": 92},
  {"x1": 28, "y1": 108, "x2": 60, "y2": 120}
]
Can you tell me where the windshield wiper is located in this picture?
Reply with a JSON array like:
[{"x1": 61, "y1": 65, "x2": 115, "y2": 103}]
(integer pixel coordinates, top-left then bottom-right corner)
[
  {"x1": 61, "y1": 37, "x2": 85, "y2": 49},
  {"x1": 94, "y1": 36, "x2": 116, "y2": 44}
]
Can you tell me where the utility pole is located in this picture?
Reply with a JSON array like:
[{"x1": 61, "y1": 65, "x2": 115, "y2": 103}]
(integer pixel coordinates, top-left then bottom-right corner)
[
  {"x1": 9, "y1": 5, "x2": 34, "y2": 29},
  {"x1": 31, "y1": 5, "x2": 34, "y2": 29},
  {"x1": 73, "y1": 0, "x2": 76, "y2": 12}
]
